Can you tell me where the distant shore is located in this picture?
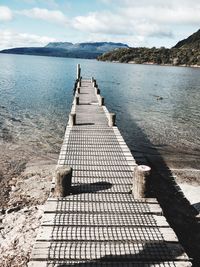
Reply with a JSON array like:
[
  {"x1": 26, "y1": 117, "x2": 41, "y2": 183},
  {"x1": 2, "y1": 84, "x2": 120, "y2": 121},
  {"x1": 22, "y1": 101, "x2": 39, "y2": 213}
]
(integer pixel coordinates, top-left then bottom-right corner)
[{"x1": 105, "y1": 60, "x2": 200, "y2": 68}]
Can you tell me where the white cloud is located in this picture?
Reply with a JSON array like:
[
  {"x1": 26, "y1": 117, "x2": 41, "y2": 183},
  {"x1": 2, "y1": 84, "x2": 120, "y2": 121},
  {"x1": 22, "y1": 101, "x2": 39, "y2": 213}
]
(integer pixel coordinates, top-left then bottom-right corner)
[
  {"x1": 119, "y1": 6, "x2": 200, "y2": 25},
  {"x1": 0, "y1": 6, "x2": 13, "y2": 21},
  {"x1": 0, "y1": 29, "x2": 56, "y2": 50},
  {"x1": 73, "y1": 12, "x2": 128, "y2": 35},
  {"x1": 72, "y1": 0, "x2": 200, "y2": 47},
  {"x1": 72, "y1": 11, "x2": 173, "y2": 38},
  {"x1": 18, "y1": 7, "x2": 68, "y2": 25}
]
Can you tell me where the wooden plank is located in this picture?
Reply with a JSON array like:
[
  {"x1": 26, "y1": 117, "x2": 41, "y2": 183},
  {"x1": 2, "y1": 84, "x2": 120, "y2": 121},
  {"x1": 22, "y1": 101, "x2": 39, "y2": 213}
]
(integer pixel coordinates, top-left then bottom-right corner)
[
  {"x1": 48, "y1": 194, "x2": 157, "y2": 203},
  {"x1": 66, "y1": 165, "x2": 134, "y2": 172},
  {"x1": 47, "y1": 196, "x2": 158, "y2": 204},
  {"x1": 37, "y1": 225, "x2": 177, "y2": 243},
  {"x1": 41, "y1": 213, "x2": 169, "y2": 228},
  {"x1": 28, "y1": 261, "x2": 192, "y2": 267},
  {"x1": 72, "y1": 177, "x2": 133, "y2": 185},
  {"x1": 44, "y1": 200, "x2": 162, "y2": 215},
  {"x1": 30, "y1": 241, "x2": 189, "y2": 261}
]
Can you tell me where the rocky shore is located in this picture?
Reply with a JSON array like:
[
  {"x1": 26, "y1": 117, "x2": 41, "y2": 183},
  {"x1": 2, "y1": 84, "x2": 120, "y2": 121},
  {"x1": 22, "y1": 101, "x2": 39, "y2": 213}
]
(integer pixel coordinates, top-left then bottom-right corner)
[{"x1": 0, "y1": 142, "x2": 57, "y2": 267}]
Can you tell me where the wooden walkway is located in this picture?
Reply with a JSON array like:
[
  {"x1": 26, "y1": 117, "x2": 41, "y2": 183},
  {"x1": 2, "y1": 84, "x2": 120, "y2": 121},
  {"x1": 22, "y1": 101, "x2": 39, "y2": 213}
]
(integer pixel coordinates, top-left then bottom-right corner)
[{"x1": 28, "y1": 73, "x2": 191, "y2": 266}]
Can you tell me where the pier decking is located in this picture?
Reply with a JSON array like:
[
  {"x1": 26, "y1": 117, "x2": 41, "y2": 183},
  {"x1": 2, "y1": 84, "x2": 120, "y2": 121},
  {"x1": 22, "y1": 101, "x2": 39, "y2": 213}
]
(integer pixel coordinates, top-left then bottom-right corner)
[{"x1": 28, "y1": 67, "x2": 191, "y2": 267}]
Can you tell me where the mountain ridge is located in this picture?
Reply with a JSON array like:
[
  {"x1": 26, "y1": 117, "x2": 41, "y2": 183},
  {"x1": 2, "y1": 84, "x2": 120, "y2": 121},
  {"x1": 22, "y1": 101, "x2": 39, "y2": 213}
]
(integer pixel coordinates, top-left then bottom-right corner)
[
  {"x1": 0, "y1": 30, "x2": 200, "y2": 65},
  {"x1": 173, "y1": 29, "x2": 200, "y2": 49},
  {"x1": 98, "y1": 29, "x2": 200, "y2": 66},
  {"x1": 0, "y1": 42, "x2": 129, "y2": 59}
]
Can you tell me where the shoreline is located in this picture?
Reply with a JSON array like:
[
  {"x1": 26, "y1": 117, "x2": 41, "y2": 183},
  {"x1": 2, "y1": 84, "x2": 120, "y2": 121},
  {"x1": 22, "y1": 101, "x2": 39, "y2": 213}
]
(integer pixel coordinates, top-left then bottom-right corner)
[
  {"x1": 0, "y1": 149, "x2": 57, "y2": 267},
  {"x1": 1, "y1": 53, "x2": 200, "y2": 69},
  {"x1": 103, "y1": 59, "x2": 200, "y2": 69}
]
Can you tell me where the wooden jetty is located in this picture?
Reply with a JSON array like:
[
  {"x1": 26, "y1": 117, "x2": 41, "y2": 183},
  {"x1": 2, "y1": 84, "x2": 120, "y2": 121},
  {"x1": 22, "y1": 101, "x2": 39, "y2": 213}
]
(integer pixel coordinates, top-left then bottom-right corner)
[{"x1": 28, "y1": 65, "x2": 191, "y2": 267}]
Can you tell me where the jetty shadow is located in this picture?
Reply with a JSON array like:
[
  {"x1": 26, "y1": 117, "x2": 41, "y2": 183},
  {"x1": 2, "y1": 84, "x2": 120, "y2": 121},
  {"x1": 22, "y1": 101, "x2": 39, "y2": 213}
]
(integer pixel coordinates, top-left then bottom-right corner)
[
  {"x1": 193, "y1": 202, "x2": 200, "y2": 213},
  {"x1": 76, "y1": 122, "x2": 95, "y2": 126},
  {"x1": 50, "y1": 241, "x2": 187, "y2": 266},
  {"x1": 70, "y1": 181, "x2": 112, "y2": 194},
  {"x1": 119, "y1": 113, "x2": 200, "y2": 266}
]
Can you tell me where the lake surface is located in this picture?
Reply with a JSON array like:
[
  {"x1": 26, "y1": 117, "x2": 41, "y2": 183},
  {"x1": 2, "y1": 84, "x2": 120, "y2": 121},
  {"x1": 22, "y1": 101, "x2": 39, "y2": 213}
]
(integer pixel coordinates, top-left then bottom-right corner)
[{"x1": 0, "y1": 53, "x2": 200, "y2": 169}]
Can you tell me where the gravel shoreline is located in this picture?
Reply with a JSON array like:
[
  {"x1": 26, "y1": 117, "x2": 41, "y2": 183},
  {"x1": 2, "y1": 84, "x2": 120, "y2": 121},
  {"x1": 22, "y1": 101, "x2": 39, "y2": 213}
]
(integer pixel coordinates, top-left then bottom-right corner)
[{"x1": 0, "y1": 143, "x2": 57, "y2": 267}]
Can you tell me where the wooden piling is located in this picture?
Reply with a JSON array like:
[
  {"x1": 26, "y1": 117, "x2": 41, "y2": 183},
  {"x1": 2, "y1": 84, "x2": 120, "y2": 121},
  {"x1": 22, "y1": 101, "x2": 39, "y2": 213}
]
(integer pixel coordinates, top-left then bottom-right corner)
[
  {"x1": 77, "y1": 80, "x2": 81, "y2": 87},
  {"x1": 133, "y1": 165, "x2": 151, "y2": 198},
  {"x1": 75, "y1": 96, "x2": 79, "y2": 105},
  {"x1": 98, "y1": 96, "x2": 104, "y2": 106},
  {"x1": 77, "y1": 87, "x2": 80, "y2": 93},
  {"x1": 69, "y1": 113, "x2": 76, "y2": 126},
  {"x1": 52, "y1": 166, "x2": 72, "y2": 197},
  {"x1": 95, "y1": 87, "x2": 100, "y2": 95},
  {"x1": 108, "y1": 113, "x2": 116, "y2": 127},
  {"x1": 77, "y1": 64, "x2": 81, "y2": 80},
  {"x1": 92, "y1": 80, "x2": 97, "y2": 88}
]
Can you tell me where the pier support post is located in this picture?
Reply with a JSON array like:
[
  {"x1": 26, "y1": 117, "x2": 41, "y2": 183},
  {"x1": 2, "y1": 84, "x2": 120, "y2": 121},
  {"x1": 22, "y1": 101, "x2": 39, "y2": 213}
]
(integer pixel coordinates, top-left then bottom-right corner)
[
  {"x1": 95, "y1": 87, "x2": 100, "y2": 95},
  {"x1": 77, "y1": 80, "x2": 81, "y2": 87},
  {"x1": 77, "y1": 64, "x2": 81, "y2": 80},
  {"x1": 133, "y1": 165, "x2": 151, "y2": 198},
  {"x1": 92, "y1": 80, "x2": 97, "y2": 87},
  {"x1": 75, "y1": 96, "x2": 79, "y2": 105},
  {"x1": 69, "y1": 113, "x2": 76, "y2": 126},
  {"x1": 98, "y1": 96, "x2": 104, "y2": 106},
  {"x1": 108, "y1": 113, "x2": 116, "y2": 127},
  {"x1": 53, "y1": 166, "x2": 72, "y2": 197},
  {"x1": 77, "y1": 87, "x2": 80, "y2": 93}
]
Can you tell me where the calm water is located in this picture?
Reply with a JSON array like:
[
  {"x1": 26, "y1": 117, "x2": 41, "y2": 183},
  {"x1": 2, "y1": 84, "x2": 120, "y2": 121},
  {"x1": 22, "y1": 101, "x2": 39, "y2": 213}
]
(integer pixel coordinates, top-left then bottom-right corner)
[{"x1": 0, "y1": 54, "x2": 200, "y2": 167}]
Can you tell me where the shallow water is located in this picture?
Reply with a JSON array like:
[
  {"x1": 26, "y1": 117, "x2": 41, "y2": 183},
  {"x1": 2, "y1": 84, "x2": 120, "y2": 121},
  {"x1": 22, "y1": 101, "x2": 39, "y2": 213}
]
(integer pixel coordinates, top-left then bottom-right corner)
[{"x1": 0, "y1": 54, "x2": 200, "y2": 168}]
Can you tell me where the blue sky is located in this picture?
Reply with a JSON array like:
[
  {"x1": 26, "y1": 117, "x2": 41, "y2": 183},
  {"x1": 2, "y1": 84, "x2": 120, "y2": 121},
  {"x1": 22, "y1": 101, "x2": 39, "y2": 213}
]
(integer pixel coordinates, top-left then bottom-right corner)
[{"x1": 0, "y1": 0, "x2": 199, "y2": 49}]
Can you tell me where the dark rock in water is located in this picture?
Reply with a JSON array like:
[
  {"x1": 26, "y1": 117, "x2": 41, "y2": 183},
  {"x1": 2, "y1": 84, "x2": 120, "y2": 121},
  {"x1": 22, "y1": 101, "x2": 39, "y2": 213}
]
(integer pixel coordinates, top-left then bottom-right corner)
[
  {"x1": 10, "y1": 117, "x2": 22, "y2": 123},
  {"x1": 152, "y1": 95, "x2": 164, "y2": 100},
  {"x1": 1, "y1": 127, "x2": 13, "y2": 141}
]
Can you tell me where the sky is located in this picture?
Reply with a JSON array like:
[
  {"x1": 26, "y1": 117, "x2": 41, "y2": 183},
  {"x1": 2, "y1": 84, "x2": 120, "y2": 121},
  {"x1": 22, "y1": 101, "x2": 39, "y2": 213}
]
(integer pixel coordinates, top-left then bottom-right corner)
[{"x1": 0, "y1": 0, "x2": 200, "y2": 50}]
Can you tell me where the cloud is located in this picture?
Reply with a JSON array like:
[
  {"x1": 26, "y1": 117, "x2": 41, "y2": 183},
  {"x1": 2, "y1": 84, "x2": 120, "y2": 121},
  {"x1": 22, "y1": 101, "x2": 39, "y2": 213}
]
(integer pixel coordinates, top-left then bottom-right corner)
[
  {"x1": 72, "y1": 12, "x2": 173, "y2": 38},
  {"x1": 18, "y1": 7, "x2": 68, "y2": 25},
  {"x1": 0, "y1": 6, "x2": 13, "y2": 21},
  {"x1": 73, "y1": 12, "x2": 129, "y2": 35},
  {"x1": 72, "y1": 0, "x2": 200, "y2": 46},
  {"x1": 119, "y1": 5, "x2": 200, "y2": 25},
  {"x1": 0, "y1": 29, "x2": 56, "y2": 50}
]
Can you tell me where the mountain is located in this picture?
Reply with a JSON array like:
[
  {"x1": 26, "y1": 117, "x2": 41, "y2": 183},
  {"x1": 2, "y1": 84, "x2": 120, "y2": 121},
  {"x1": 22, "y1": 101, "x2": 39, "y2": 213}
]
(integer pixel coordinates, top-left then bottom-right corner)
[
  {"x1": 46, "y1": 42, "x2": 128, "y2": 52},
  {"x1": 173, "y1": 29, "x2": 200, "y2": 49},
  {"x1": 0, "y1": 42, "x2": 129, "y2": 59},
  {"x1": 98, "y1": 29, "x2": 200, "y2": 66},
  {"x1": 46, "y1": 42, "x2": 73, "y2": 49}
]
